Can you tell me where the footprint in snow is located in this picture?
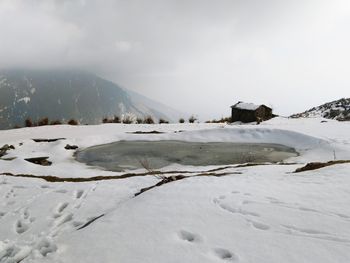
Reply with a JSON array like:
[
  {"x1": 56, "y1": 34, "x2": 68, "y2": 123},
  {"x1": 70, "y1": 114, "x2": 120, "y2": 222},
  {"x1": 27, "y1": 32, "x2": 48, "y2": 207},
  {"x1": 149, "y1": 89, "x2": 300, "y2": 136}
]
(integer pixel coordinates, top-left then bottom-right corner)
[
  {"x1": 336, "y1": 213, "x2": 350, "y2": 219},
  {"x1": 218, "y1": 203, "x2": 260, "y2": 217},
  {"x1": 74, "y1": 190, "x2": 84, "y2": 199},
  {"x1": 35, "y1": 237, "x2": 58, "y2": 257},
  {"x1": 213, "y1": 248, "x2": 239, "y2": 261},
  {"x1": 177, "y1": 229, "x2": 239, "y2": 261},
  {"x1": 13, "y1": 185, "x2": 26, "y2": 189},
  {"x1": 178, "y1": 230, "x2": 202, "y2": 243},
  {"x1": 53, "y1": 213, "x2": 73, "y2": 227},
  {"x1": 14, "y1": 208, "x2": 36, "y2": 234},
  {"x1": 53, "y1": 202, "x2": 69, "y2": 218},
  {"x1": 282, "y1": 224, "x2": 329, "y2": 235},
  {"x1": 55, "y1": 189, "x2": 68, "y2": 194},
  {"x1": 248, "y1": 220, "x2": 270, "y2": 231},
  {"x1": 298, "y1": 207, "x2": 320, "y2": 213},
  {"x1": 265, "y1": 196, "x2": 285, "y2": 205},
  {"x1": 15, "y1": 219, "x2": 30, "y2": 234}
]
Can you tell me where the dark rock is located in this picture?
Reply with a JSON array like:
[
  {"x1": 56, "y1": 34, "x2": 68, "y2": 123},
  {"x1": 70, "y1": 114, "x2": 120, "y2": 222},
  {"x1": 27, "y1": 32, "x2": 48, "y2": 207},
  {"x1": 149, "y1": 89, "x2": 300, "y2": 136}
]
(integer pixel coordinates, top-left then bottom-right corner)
[
  {"x1": 24, "y1": 157, "x2": 52, "y2": 166},
  {"x1": 0, "y1": 144, "x2": 15, "y2": 157},
  {"x1": 65, "y1": 144, "x2": 79, "y2": 150}
]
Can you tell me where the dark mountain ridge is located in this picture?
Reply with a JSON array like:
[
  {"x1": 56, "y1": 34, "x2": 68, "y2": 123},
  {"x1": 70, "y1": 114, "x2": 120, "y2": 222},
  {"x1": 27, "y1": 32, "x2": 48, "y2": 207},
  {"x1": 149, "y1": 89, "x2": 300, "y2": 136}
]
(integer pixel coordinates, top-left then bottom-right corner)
[
  {"x1": 0, "y1": 69, "x2": 180, "y2": 129},
  {"x1": 290, "y1": 98, "x2": 350, "y2": 121}
]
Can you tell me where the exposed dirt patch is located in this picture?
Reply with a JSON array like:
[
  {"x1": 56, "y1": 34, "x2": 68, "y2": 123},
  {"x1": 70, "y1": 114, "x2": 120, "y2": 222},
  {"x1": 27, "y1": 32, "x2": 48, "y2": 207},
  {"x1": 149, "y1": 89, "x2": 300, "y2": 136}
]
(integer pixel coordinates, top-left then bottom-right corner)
[
  {"x1": 32, "y1": 138, "x2": 66, "y2": 142},
  {"x1": 65, "y1": 144, "x2": 79, "y2": 150},
  {"x1": 127, "y1": 130, "x2": 165, "y2": 134},
  {"x1": 294, "y1": 160, "x2": 350, "y2": 173},
  {"x1": 24, "y1": 157, "x2": 52, "y2": 166},
  {"x1": 0, "y1": 169, "x2": 239, "y2": 183}
]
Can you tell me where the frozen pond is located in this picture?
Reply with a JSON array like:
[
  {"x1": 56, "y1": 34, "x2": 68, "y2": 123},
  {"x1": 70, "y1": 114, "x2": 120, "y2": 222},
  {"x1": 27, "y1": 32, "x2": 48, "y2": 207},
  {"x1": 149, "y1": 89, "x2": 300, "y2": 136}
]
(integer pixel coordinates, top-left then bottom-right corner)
[{"x1": 76, "y1": 140, "x2": 298, "y2": 172}]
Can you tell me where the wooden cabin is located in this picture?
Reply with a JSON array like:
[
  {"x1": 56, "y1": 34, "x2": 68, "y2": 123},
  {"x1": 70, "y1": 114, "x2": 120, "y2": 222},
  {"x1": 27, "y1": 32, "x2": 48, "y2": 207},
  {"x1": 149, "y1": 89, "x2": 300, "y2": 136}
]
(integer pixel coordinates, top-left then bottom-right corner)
[{"x1": 231, "y1": 102, "x2": 273, "y2": 123}]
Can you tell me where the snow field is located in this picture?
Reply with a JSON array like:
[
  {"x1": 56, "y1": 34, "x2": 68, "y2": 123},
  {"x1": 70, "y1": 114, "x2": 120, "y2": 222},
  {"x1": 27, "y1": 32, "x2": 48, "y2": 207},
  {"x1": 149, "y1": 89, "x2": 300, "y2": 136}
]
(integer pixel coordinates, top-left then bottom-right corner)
[{"x1": 0, "y1": 117, "x2": 350, "y2": 262}]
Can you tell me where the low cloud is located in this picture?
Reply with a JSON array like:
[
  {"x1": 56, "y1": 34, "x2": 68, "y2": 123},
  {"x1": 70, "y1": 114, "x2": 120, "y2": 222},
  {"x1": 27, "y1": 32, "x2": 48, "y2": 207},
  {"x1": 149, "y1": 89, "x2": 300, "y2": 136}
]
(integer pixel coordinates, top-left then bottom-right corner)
[{"x1": 1, "y1": 0, "x2": 349, "y2": 119}]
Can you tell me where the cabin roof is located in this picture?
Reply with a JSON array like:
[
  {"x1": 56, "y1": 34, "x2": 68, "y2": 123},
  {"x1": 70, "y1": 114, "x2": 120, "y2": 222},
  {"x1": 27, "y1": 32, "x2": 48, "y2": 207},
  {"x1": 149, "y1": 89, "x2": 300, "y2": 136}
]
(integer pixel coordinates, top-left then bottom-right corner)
[{"x1": 231, "y1": 102, "x2": 271, "y2": 111}]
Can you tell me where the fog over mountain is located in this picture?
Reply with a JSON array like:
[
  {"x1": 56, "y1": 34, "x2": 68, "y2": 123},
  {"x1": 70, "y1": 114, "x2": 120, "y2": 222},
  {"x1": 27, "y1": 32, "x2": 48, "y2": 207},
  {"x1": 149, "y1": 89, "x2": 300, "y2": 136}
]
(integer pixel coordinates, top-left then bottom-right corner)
[
  {"x1": 0, "y1": 0, "x2": 350, "y2": 119},
  {"x1": 0, "y1": 69, "x2": 182, "y2": 129}
]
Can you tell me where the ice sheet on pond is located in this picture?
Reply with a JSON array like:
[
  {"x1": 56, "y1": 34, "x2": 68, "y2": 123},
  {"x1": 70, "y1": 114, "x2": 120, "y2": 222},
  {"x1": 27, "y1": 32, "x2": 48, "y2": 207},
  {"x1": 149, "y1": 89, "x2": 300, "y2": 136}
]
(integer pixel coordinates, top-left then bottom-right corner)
[{"x1": 76, "y1": 140, "x2": 298, "y2": 171}]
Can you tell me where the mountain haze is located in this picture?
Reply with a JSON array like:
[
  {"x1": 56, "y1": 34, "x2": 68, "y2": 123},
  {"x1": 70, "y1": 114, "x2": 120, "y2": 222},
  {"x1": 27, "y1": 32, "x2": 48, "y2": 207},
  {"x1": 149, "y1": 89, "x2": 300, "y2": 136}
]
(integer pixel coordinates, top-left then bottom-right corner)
[{"x1": 0, "y1": 69, "x2": 182, "y2": 129}]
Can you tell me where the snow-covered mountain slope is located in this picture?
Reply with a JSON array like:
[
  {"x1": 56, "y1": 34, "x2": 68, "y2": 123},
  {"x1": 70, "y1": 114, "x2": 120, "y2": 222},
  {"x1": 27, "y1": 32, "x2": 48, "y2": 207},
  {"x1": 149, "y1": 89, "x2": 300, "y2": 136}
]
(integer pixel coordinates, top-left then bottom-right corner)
[
  {"x1": 126, "y1": 89, "x2": 185, "y2": 124},
  {"x1": 0, "y1": 69, "x2": 181, "y2": 129},
  {"x1": 0, "y1": 118, "x2": 350, "y2": 263},
  {"x1": 290, "y1": 98, "x2": 350, "y2": 121}
]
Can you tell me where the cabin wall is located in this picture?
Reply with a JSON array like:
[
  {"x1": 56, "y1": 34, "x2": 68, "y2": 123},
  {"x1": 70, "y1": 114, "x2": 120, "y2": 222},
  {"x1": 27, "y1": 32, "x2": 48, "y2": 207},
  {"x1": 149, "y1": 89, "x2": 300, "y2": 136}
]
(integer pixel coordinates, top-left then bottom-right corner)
[
  {"x1": 231, "y1": 106, "x2": 273, "y2": 123},
  {"x1": 255, "y1": 106, "x2": 273, "y2": 121},
  {"x1": 231, "y1": 108, "x2": 256, "y2": 123}
]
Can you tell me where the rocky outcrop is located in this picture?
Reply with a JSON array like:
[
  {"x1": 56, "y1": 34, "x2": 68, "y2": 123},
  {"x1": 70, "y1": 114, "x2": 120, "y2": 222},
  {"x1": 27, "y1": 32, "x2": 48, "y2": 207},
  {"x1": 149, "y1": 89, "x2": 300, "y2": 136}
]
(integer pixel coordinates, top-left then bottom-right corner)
[{"x1": 291, "y1": 98, "x2": 350, "y2": 121}]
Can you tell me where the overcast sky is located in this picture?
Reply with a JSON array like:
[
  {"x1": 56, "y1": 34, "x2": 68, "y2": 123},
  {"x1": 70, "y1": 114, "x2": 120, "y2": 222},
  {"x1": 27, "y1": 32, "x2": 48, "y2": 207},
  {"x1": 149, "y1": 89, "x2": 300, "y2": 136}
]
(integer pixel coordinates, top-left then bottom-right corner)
[{"x1": 0, "y1": 0, "x2": 349, "y2": 119}]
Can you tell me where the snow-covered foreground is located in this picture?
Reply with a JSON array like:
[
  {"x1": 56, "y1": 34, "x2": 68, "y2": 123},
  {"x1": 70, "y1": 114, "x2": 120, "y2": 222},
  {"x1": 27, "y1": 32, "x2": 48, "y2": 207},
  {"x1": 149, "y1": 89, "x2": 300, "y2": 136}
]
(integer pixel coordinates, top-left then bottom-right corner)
[{"x1": 0, "y1": 118, "x2": 350, "y2": 263}]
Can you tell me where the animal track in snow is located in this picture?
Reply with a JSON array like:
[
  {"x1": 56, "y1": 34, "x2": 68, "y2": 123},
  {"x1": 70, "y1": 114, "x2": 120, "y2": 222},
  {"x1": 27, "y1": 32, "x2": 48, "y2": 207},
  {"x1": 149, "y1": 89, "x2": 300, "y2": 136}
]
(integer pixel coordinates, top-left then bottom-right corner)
[
  {"x1": 242, "y1": 200, "x2": 255, "y2": 205},
  {"x1": 218, "y1": 203, "x2": 260, "y2": 217},
  {"x1": 248, "y1": 220, "x2": 270, "y2": 231},
  {"x1": 178, "y1": 230, "x2": 202, "y2": 243},
  {"x1": 265, "y1": 196, "x2": 285, "y2": 205},
  {"x1": 5, "y1": 189, "x2": 16, "y2": 199},
  {"x1": 35, "y1": 237, "x2": 57, "y2": 257},
  {"x1": 15, "y1": 220, "x2": 30, "y2": 234},
  {"x1": 213, "y1": 248, "x2": 239, "y2": 261},
  {"x1": 54, "y1": 213, "x2": 73, "y2": 227},
  {"x1": 13, "y1": 185, "x2": 26, "y2": 189},
  {"x1": 53, "y1": 202, "x2": 69, "y2": 218},
  {"x1": 22, "y1": 208, "x2": 30, "y2": 220},
  {"x1": 74, "y1": 190, "x2": 84, "y2": 199},
  {"x1": 14, "y1": 208, "x2": 35, "y2": 234},
  {"x1": 281, "y1": 224, "x2": 350, "y2": 243},
  {"x1": 0, "y1": 242, "x2": 31, "y2": 262},
  {"x1": 298, "y1": 207, "x2": 320, "y2": 213},
  {"x1": 55, "y1": 189, "x2": 68, "y2": 194},
  {"x1": 175, "y1": 229, "x2": 239, "y2": 261},
  {"x1": 282, "y1": 224, "x2": 329, "y2": 235},
  {"x1": 336, "y1": 213, "x2": 350, "y2": 219}
]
